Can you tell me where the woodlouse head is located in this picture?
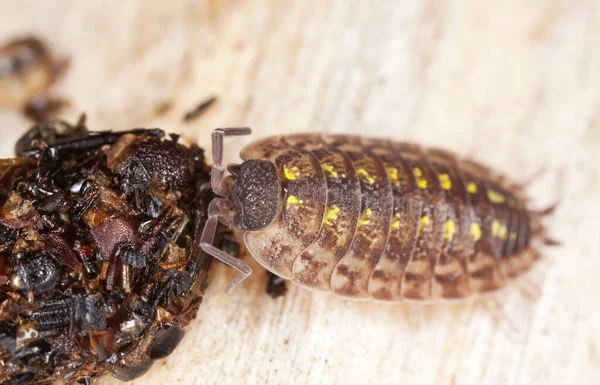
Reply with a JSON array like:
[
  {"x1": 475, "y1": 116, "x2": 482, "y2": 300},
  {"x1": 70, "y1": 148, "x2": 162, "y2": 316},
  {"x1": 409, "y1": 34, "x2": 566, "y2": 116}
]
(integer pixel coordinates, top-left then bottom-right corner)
[{"x1": 230, "y1": 159, "x2": 281, "y2": 231}]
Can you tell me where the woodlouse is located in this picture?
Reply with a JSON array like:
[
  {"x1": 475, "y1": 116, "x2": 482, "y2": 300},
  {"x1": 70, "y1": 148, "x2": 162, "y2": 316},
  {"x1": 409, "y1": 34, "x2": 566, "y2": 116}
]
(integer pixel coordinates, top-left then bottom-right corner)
[{"x1": 202, "y1": 129, "x2": 556, "y2": 302}]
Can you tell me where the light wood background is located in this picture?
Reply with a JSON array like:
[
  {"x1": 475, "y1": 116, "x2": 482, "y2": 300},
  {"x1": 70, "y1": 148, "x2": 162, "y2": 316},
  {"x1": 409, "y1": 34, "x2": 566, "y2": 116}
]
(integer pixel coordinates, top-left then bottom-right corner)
[{"x1": 1, "y1": 1, "x2": 599, "y2": 384}]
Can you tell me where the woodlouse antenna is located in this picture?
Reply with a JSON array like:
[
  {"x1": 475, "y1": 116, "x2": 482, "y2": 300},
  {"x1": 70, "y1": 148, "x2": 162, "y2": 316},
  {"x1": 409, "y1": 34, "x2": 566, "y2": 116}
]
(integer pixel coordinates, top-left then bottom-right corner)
[
  {"x1": 211, "y1": 127, "x2": 252, "y2": 196},
  {"x1": 200, "y1": 128, "x2": 254, "y2": 292},
  {"x1": 533, "y1": 202, "x2": 559, "y2": 217}
]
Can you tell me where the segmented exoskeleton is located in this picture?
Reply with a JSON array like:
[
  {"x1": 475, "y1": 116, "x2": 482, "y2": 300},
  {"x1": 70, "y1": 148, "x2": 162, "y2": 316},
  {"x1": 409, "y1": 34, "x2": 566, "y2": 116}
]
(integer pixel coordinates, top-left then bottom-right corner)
[{"x1": 200, "y1": 129, "x2": 554, "y2": 302}]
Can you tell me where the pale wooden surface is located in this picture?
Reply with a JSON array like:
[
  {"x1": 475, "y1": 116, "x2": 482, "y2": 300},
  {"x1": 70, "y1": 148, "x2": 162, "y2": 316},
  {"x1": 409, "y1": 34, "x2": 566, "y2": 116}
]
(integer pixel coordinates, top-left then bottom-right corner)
[{"x1": 1, "y1": 1, "x2": 599, "y2": 384}]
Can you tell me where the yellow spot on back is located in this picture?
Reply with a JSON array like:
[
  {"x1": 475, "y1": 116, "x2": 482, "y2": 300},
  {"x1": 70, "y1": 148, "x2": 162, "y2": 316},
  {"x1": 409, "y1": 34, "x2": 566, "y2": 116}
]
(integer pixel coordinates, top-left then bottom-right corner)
[
  {"x1": 418, "y1": 216, "x2": 430, "y2": 234},
  {"x1": 509, "y1": 233, "x2": 517, "y2": 240},
  {"x1": 487, "y1": 189, "x2": 505, "y2": 204},
  {"x1": 444, "y1": 220, "x2": 457, "y2": 240},
  {"x1": 492, "y1": 220, "x2": 508, "y2": 240},
  {"x1": 324, "y1": 205, "x2": 340, "y2": 226},
  {"x1": 438, "y1": 173, "x2": 452, "y2": 190},
  {"x1": 498, "y1": 224, "x2": 508, "y2": 240},
  {"x1": 469, "y1": 223, "x2": 482, "y2": 241},
  {"x1": 391, "y1": 213, "x2": 401, "y2": 231},
  {"x1": 322, "y1": 163, "x2": 338, "y2": 178},
  {"x1": 284, "y1": 165, "x2": 300, "y2": 180},
  {"x1": 286, "y1": 195, "x2": 304, "y2": 208},
  {"x1": 387, "y1": 167, "x2": 399, "y2": 182},
  {"x1": 467, "y1": 182, "x2": 477, "y2": 194},
  {"x1": 492, "y1": 220, "x2": 500, "y2": 237},
  {"x1": 413, "y1": 167, "x2": 428, "y2": 189},
  {"x1": 357, "y1": 168, "x2": 375, "y2": 184},
  {"x1": 359, "y1": 208, "x2": 373, "y2": 226}
]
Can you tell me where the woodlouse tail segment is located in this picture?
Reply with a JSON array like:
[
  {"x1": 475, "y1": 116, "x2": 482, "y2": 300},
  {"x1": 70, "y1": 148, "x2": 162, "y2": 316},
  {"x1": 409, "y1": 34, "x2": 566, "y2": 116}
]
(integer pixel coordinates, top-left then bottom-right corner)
[
  {"x1": 531, "y1": 202, "x2": 562, "y2": 247},
  {"x1": 533, "y1": 202, "x2": 559, "y2": 218},
  {"x1": 542, "y1": 237, "x2": 561, "y2": 246},
  {"x1": 453, "y1": 161, "x2": 507, "y2": 293},
  {"x1": 424, "y1": 149, "x2": 471, "y2": 300},
  {"x1": 210, "y1": 127, "x2": 252, "y2": 196}
]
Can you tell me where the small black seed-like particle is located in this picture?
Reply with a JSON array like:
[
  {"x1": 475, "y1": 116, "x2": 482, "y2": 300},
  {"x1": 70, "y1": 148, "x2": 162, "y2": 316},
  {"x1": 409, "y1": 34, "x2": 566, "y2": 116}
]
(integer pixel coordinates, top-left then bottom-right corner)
[
  {"x1": 147, "y1": 327, "x2": 185, "y2": 359},
  {"x1": 182, "y1": 96, "x2": 217, "y2": 122},
  {"x1": 0, "y1": 321, "x2": 17, "y2": 354},
  {"x1": 11, "y1": 253, "x2": 61, "y2": 294},
  {"x1": 111, "y1": 356, "x2": 154, "y2": 382}
]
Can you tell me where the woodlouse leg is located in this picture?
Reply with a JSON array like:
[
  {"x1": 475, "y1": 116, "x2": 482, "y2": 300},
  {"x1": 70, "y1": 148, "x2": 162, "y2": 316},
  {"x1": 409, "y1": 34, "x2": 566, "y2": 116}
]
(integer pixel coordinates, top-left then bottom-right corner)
[
  {"x1": 266, "y1": 271, "x2": 287, "y2": 298},
  {"x1": 533, "y1": 203, "x2": 559, "y2": 217},
  {"x1": 484, "y1": 298, "x2": 520, "y2": 335},
  {"x1": 218, "y1": 232, "x2": 241, "y2": 260},
  {"x1": 531, "y1": 202, "x2": 561, "y2": 246},
  {"x1": 199, "y1": 209, "x2": 252, "y2": 292},
  {"x1": 211, "y1": 127, "x2": 251, "y2": 196},
  {"x1": 201, "y1": 242, "x2": 252, "y2": 292},
  {"x1": 208, "y1": 198, "x2": 235, "y2": 227}
]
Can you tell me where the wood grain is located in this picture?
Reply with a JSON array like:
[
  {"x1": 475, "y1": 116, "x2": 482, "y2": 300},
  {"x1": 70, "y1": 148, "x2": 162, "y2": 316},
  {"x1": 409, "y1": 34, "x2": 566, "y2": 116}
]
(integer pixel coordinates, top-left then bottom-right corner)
[{"x1": 1, "y1": 1, "x2": 599, "y2": 384}]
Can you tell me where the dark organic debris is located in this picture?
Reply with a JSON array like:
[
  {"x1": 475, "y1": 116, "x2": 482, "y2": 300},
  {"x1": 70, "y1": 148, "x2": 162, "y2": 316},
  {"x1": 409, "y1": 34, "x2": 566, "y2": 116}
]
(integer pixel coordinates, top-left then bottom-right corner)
[
  {"x1": 0, "y1": 119, "x2": 231, "y2": 384},
  {"x1": 183, "y1": 96, "x2": 217, "y2": 122}
]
